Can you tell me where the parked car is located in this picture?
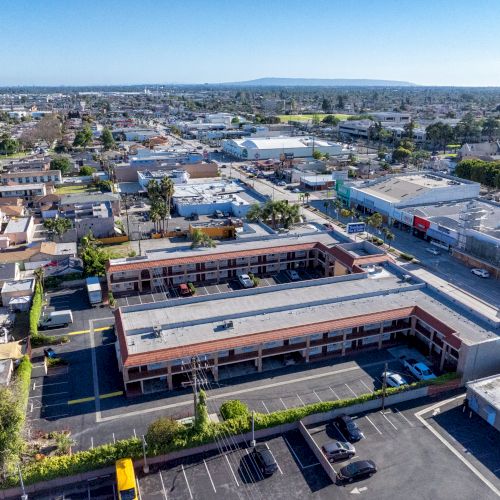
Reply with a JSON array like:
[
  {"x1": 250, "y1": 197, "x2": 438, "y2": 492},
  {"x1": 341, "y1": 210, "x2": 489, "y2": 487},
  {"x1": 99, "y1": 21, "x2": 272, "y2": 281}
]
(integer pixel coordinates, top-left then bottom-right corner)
[
  {"x1": 382, "y1": 370, "x2": 408, "y2": 388},
  {"x1": 277, "y1": 180, "x2": 286, "y2": 186},
  {"x1": 333, "y1": 414, "x2": 364, "y2": 442},
  {"x1": 400, "y1": 356, "x2": 436, "y2": 381},
  {"x1": 238, "y1": 274, "x2": 254, "y2": 288},
  {"x1": 178, "y1": 283, "x2": 192, "y2": 296},
  {"x1": 285, "y1": 269, "x2": 300, "y2": 281},
  {"x1": 425, "y1": 247, "x2": 440, "y2": 255},
  {"x1": 43, "y1": 347, "x2": 57, "y2": 359},
  {"x1": 252, "y1": 444, "x2": 278, "y2": 476},
  {"x1": 39, "y1": 310, "x2": 74, "y2": 330},
  {"x1": 322, "y1": 441, "x2": 355, "y2": 462},
  {"x1": 337, "y1": 460, "x2": 377, "y2": 483},
  {"x1": 292, "y1": 188, "x2": 301, "y2": 193},
  {"x1": 471, "y1": 268, "x2": 490, "y2": 278},
  {"x1": 214, "y1": 210, "x2": 224, "y2": 219}
]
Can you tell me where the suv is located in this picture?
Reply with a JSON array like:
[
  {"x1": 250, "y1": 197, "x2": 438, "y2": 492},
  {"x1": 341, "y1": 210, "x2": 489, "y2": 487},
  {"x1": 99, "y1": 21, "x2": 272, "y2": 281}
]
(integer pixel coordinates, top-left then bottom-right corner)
[
  {"x1": 252, "y1": 444, "x2": 278, "y2": 476},
  {"x1": 285, "y1": 269, "x2": 300, "y2": 281},
  {"x1": 400, "y1": 357, "x2": 436, "y2": 381},
  {"x1": 333, "y1": 414, "x2": 364, "y2": 442},
  {"x1": 322, "y1": 441, "x2": 355, "y2": 462},
  {"x1": 238, "y1": 274, "x2": 254, "y2": 288},
  {"x1": 471, "y1": 268, "x2": 490, "y2": 278},
  {"x1": 337, "y1": 460, "x2": 377, "y2": 483}
]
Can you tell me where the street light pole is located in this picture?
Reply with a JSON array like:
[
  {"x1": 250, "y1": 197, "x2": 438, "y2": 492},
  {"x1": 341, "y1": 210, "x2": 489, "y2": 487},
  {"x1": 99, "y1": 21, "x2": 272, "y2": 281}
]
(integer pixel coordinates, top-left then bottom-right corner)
[
  {"x1": 251, "y1": 411, "x2": 256, "y2": 447},
  {"x1": 381, "y1": 362, "x2": 388, "y2": 412},
  {"x1": 142, "y1": 435, "x2": 149, "y2": 474}
]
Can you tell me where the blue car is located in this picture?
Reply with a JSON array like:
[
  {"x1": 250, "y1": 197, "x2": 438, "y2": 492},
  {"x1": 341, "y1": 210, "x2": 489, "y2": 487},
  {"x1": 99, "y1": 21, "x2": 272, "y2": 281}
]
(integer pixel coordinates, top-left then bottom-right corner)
[{"x1": 44, "y1": 348, "x2": 57, "y2": 359}]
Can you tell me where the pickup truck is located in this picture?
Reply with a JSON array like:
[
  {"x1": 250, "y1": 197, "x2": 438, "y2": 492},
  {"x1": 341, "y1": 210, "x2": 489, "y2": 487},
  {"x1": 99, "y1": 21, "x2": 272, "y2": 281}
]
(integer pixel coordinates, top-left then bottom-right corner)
[{"x1": 400, "y1": 356, "x2": 436, "y2": 381}]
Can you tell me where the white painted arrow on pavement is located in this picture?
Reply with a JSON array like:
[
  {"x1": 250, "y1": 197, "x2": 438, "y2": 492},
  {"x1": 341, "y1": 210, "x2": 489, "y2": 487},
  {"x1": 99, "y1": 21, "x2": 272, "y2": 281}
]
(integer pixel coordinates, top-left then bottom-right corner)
[
  {"x1": 432, "y1": 408, "x2": 441, "y2": 416},
  {"x1": 350, "y1": 486, "x2": 368, "y2": 494}
]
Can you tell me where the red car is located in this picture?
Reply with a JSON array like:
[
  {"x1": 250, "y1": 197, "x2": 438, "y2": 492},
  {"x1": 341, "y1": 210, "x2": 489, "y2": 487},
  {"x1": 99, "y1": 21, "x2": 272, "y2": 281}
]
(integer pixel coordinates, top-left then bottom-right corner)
[{"x1": 179, "y1": 284, "x2": 191, "y2": 296}]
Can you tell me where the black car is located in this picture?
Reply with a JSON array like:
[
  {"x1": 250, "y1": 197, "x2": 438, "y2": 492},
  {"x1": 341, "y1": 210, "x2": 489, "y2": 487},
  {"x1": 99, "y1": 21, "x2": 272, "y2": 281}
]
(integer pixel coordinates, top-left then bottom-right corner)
[
  {"x1": 252, "y1": 444, "x2": 278, "y2": 476},
  {"x1": 334, "y1": 414, "x2": 364, "y2": 442},
  {"x1": 337, "y1": 460, "x2": 377, "y2": 483}
]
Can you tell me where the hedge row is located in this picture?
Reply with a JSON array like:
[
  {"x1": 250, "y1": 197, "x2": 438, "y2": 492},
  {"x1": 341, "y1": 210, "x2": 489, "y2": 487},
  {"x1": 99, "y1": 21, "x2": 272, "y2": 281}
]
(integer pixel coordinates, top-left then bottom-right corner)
[
  {"x1": 4, "y1": 372, "x2": 458, "y2": 488},
  {"x1": 29, "y1": 282, "x2": 43, "y2": 336}
]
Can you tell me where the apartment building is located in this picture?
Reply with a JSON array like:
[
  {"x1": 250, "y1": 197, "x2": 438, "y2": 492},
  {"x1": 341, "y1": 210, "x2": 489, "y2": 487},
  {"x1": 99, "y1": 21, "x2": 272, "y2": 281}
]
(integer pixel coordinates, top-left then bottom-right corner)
[
  {"x1": 114, "y1": 261, "x2": 500, "y2": 396},
  {"x1": 106, "y1": 235, "x2": 387, "y2": 295},
  {"x1": 0, "y1": 169, "x2": 62, "y2": 185},
  {"x1": 0, "y1": 183, "x2": 47, "y2": 203}
]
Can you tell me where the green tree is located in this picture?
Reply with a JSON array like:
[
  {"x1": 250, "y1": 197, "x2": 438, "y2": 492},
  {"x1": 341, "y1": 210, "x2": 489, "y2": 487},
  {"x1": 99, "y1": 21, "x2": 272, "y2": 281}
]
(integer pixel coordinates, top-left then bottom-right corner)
[
  {"x1": 455, "y1": 112, "x2": 481, "y2": 143},
  {"x1": 425, "y1": 122, "x2": 454, "y2": 153},
  {"x1": 482, "y1": 117, "x2": 500, "y2": 141},
  {"x1": 219, "y1": 400, "x2": 250, "y2": 420},
  {"x1": 145, "y1": 417, "x2": 180, "y2": 452},
  {"x1": 0, "y1": 134, "x2": 19, "y2": 155},
  {"x1": 43, "y1": 218, "x2": 72, "y2": 240},
  {"x1": 231, "y1": 116, "x2": 240, "y2": 124},
  {"x1": 246, "y1": 203, "x2": 263, "y2": 223},
  {"x1": 322, "y1": 115, "x2": 340, "y2": 126},
  {"x1": 392, "y1": 147, "x2": 412, "y2": 165},
  {"x1": 367, "y1": 212, "x2": 383, "y2": 233},
  {"x1": 312, "y1": 150, "x2": 323, "y2": 160},
  {"x1": 195, "y1": 389, "x2": 210, "y2": 432},
  {"x1": 50, "y1": 156, "x2": 72, "y2": 175},
  {"x1": 160, "y1": 176, "x2": 175, "y2": 232},
  {"x1": 321, "y1": 98, "x2": 332, "y2": 113},
  {"x1": 79, "y1": 165, "x2": 95, "y2": 176},
  {"x1": 190, "y1": 229, "x2": 216, "y2": 249},
  {"x1": 80, "y1": 231, "x2": 110, "y2": 277},
  {"x1": 101, "y1": 127, "x2": 115, "y2": 150},
  {"x1": 73, "y1": 125, "x2": 93, "y2": 147}
]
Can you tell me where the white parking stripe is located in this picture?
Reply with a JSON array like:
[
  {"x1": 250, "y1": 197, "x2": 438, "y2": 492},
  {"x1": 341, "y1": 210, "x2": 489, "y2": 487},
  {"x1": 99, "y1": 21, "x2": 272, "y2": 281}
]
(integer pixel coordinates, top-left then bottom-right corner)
[
  {"x1": 280, "y1": 397, "x2": 288, "y2": 409},
  {"x1": 394, "y1": 408, "x2": 415, "y2": 427},
  {"x1": 365, "y1": 416, "x2": 383, "y2": 435},
  {"x1": 225, "y1": 454, "x2": 239, "y2": 486},
  {"x1": 313, "y1": 390, "x2": 322, "y2": 402},
  {"x1": 181, "y1": 464, "x2": 193, "y2": 499},
  {"x1": 329, "y1": 386, "x2": 340, "y2": 399},
  {"x1": 283, "y1": 436, "x2": 305, "y2": 469},
  {"x1": 245, "y1": 449, "x2": 263, "y2": 481},
  {"x1": 345, "y1": 383, "x2": 358, "y2": 397},
  {"x1": 380, "y1": 411, "x2": 398, "y2": 430},
  {"x1": 204, "y1": 459, "x2": 217, "y2": 492},
  {"x1": 159, "y1": 470, "x2": 168, "y2": 499},
  {"x1": 265, "y1": 443, "x2": 283, "y2": 475},
  {"x1": 262, "y1": 401, "x2": 270, "y2": 414},
  {"x1": 136, "y1": 477, "x2": 143, "y2": 500},
  {"x1": 360, "y1": 380, "x2": 373, "y2": 393},
  {"x1": 296, "y1": 394, "x2": 306, "y2": 406}
]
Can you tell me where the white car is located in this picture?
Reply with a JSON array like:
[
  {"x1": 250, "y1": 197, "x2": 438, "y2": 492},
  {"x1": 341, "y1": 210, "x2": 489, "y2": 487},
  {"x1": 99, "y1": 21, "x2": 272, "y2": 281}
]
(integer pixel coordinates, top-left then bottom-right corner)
[
  {"x1": 238, "y1": 274, "x2": 254, "y2": 288},
  {"x1": 425, "y1": 247, "x2": 440, "y2": 256},
  {"x1": 382, "y1": 370, "x2": 408, "y2": 388},
  {"x1": 471, "y1": 268, "x2": 490, "y2": 278},
  {"x1": 285, "y1": 269, "x2": 300, "y2": 281},
  {"x1": 401, "y1": 357, "x2": 436, "y2": 381}
]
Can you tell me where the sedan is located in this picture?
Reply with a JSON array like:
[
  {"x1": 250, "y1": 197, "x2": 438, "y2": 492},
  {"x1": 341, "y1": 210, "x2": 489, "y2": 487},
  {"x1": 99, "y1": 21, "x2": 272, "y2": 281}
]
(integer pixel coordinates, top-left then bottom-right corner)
[
  {"x1": 425, "y1": 247, "x2": 440, "y2": 255},
  {"x1": 333, "y1": 414, "x2": 364, "y2": 442},
  {"x1": 238, "y1": 274, "x2": 254, "y2": 288},
  {"x1": 337, "y1": 460, "x2": 377, "y2": 483},
  {"x1": 471, "y1": 268, "x2": 490, "y2": 278},
  {"x1": 277, "y1": 181, "x2": 287, "y2": 187},
  {"x1": 382, "y1": 370, "x2": 408, "y2": 388},
  {"x1": 285, "y1": 269, "x2": 300, "y2": 281}
]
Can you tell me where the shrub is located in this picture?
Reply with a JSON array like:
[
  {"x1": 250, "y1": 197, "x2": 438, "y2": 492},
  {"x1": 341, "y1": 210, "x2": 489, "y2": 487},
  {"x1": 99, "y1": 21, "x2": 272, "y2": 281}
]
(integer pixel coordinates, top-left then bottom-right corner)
[
  {"x1": 220, "y1": 400, "x2": 250, "y2": 421},
  {"x1": 29, "y1": 282, "x2": 43, "y2": 336},
  {"x1": 46, "y1": 357, "x2": 68, "y2": 368},
  {"x1": 145, "y1": 417, "x2": 180, "y2": 454},
  {"x1": 30, "y1": 334, "x2": 68, "y2": 348},
  {"x1": 399, "y1": 252, "x2": 414, "y2": 261},
  {"x1": 79, "y1": 165, "x2": 95, "y2": 176},
  {"x1": 188, "y1": 282, "x2": 196, "y2": 294}
]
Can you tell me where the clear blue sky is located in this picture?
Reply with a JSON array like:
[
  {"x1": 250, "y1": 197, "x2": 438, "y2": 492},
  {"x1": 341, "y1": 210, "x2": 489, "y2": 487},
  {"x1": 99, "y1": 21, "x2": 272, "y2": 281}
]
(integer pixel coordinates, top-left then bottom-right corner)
[{"x1": 2, "y1": 0, "x2": 499, "y2": 86}]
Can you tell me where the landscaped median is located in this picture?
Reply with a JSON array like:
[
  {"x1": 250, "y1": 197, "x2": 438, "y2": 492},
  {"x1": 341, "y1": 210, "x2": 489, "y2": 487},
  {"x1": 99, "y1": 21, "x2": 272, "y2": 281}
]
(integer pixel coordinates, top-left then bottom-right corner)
[{"x1": 1, "y1": 372, "x2": 459, "y2": 491}]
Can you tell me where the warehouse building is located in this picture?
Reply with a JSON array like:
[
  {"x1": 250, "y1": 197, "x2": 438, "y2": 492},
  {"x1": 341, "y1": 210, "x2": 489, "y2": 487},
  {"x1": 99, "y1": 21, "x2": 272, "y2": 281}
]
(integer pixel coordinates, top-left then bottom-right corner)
[
  {"x1": 223, "y1": 136, "x2": 348, "y2": 160},
  {"x1": 113, "y1": 259, "x2": 500, "y2": 396}
]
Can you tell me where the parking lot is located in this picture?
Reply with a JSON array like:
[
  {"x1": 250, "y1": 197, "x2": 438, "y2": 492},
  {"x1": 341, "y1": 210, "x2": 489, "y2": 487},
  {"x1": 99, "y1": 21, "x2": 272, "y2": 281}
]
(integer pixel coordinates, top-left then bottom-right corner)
[
  {"x1": 138, "y1": 431, "x2": 332, "y2": 500},
  {"x1": 115, "y1": 268, "x2": 323, "y2": 307},
  {"x1": 305, "y1": 397, "x2": 500, "y2": 499}
]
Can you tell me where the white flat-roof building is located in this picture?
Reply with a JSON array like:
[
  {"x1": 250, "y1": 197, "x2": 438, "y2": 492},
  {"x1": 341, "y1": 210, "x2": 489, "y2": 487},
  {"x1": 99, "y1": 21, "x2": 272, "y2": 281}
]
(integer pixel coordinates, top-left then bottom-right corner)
[
  {"x1": 223, "y1": 136, "x2": 347, "y2": 160},
  {"x1": 466, "y1": 374, "x2": 500, "y2": 431},
  {"x1": 137, "y1": 169, "x2": 190, "y2": 190}
]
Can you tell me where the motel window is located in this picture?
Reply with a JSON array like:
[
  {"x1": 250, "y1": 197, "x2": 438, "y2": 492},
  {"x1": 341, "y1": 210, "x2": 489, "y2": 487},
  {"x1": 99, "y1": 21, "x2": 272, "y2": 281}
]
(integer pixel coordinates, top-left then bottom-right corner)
[
  {"x1": 147, "y1": 362, "x2": 166, "y2": 371},
  {"x1": 289, "y1": 336, "x2": 306, "y2": 344},
  {"x1": 328, "y1": 330, "x2": 342, "y2": 338},
  {"x1": 309, "y1": 333, "x2": 322, "y2": 341},
  {"x1": 264, "y1": 340, "x2": 284, "y2": 350}
]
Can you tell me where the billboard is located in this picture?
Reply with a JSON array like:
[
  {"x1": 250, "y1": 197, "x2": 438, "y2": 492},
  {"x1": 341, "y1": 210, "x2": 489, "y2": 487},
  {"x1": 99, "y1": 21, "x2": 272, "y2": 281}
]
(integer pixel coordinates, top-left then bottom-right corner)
[{"x1": 347, "y1": 222, "x2": 366, "y2": 234}]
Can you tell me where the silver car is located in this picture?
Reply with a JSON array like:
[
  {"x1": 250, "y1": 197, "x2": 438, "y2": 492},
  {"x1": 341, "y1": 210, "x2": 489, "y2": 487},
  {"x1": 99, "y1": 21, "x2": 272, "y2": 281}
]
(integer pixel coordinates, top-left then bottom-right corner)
[
  {"x1": 322, "y1": 441, "x2": 356, "y2": 462},
  {"x1": 382, "y1": 370, "x2": 408, "y2": 388}
]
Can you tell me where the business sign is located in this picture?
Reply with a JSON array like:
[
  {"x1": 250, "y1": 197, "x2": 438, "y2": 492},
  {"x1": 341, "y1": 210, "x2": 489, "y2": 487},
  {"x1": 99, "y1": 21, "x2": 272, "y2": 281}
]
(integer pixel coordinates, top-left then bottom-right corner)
[
  {"x1": 401, "y1": 211, "x2": 414, "y2": 226},
  {"x1": 347, "y1": 222, "x2": 366, "y2": 234}
]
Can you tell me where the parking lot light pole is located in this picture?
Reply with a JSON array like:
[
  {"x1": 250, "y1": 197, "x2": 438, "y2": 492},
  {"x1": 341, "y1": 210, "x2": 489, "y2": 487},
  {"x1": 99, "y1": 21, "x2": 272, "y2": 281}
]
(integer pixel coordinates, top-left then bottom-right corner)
[
  {"x1": 250, "y1": 411, "x2": 256, "y2": 447},
  {"x1": 142, "y1": 435, "x2": 149, "y2": 474},
  {"x1": 381, "y1": 362, "x2": 388, "y2": 412}
]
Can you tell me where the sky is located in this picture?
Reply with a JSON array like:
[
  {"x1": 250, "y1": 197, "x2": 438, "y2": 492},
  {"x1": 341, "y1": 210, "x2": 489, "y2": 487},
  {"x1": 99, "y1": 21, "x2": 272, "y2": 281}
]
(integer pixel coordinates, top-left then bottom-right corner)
[{"x1": 1, "y1": 0, "x2": 500, "y2": 87}]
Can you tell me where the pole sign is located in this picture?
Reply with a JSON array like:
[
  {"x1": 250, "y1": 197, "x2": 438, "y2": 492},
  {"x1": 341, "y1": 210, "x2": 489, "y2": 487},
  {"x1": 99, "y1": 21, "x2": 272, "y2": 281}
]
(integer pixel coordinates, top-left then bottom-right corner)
[{"x1": 347, "y1": 222, "x2": 366, "y2": 234}]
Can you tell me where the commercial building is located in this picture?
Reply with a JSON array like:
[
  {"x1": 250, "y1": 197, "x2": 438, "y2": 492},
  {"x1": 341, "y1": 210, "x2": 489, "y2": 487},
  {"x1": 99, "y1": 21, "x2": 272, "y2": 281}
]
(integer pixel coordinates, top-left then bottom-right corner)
[
  {"x1": 339, "y1": 173, "x2": 480, "y2": 219},
  {"x1": 223, "y1": 136, "x2": 347, "y2": 161},
  {"x1": 137, "y1": 169, "x2": 190, "y2": 191},
  {"x1": 113, "y1": 251, "x2": 500, "y2": 396},
  {"x1": 338, "y1": 120, "x2": 373, "y2": 139},
  {"x1": 466, "y1": 375, "x2": 500, "y2": 431},
  {"x1": 59, "y1": 193, "x2": 121, "y2": 217},
  {"x1": 172, "y1": 179, "x2": 264, "y2": 218},
  {"x1": 106, "y1": 232, "x2": 378, "y2": 295}
]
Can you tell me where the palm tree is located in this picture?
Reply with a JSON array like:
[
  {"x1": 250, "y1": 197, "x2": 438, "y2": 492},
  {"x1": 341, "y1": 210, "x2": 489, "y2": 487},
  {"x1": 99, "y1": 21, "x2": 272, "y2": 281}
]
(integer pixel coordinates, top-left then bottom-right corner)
[
  {"x1": 34, "y1": 266, "x2": 45, "y2": 292},
  {"x1": 385, "y1": 230, "x2": 395, "y2": 248},
  {"x1": 246, "y1": 203, "x2": 263, "y2": 223},
  {"x1": 160, "y1": 177, "x2": 175, "y2": 232},
  {"x1": 281, "y1": 203, "x2": 301, "y2": 229},
  {"x1": 191, "y1": 229, "x2": 216, "y2": 249},
  {"x1": 303, "y1": 192, "x2": 310, "y2": 205}
]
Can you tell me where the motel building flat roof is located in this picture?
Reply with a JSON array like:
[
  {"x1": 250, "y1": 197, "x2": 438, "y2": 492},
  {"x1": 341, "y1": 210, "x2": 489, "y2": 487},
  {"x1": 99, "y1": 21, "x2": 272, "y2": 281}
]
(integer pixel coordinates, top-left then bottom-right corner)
[{"x1": 115, "y1": 266, "x2": 499, "y2": 368}]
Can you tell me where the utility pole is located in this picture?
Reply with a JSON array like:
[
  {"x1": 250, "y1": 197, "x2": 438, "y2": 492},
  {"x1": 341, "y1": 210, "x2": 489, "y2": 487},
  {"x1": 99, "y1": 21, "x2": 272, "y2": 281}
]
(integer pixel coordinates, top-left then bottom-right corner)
[
  {"x1": 251, "y1": 411, "x2": 256, "y2": 447},
  {"x1": 381, "y1": 362, "x2": 388, "y2": 412},
  {"x1": 124, "y1": 195, "x2": 131, "y2": 236},
  {"x1": 191, "y1": 355, "x2": 200, "y2": 423}
]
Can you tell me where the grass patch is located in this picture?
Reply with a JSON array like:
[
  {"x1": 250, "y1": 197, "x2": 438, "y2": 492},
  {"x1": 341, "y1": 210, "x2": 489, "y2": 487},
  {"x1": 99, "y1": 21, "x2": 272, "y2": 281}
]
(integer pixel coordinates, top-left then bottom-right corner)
[
  {"x1": 0, "y1": 151, "x2": 30, "y2": 160},
  {"x1": 100, "y1": 242, "x2": 134, "y2": 257},
  {"x1": 55, "y1": 184, "x2": 97, "y2": 195},
  {"x1": 277, "y1": 113, "x2": 350, "y2": 122}
]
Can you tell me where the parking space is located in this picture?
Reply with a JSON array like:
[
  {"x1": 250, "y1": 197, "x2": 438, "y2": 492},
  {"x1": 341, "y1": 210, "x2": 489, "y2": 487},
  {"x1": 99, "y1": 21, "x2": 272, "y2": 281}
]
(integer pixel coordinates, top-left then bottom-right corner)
[
  {"x1": 138, "y1": 432, "x2": 332, "y2": 499},
  {"x1": 305, "y1": 397, "x2": 500, "y2": 499}
]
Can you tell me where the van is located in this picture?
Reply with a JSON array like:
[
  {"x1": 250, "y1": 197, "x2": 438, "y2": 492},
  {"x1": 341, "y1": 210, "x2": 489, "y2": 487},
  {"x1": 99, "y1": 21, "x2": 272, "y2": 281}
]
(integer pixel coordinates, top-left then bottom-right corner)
[{"x1": 39, "y1": 310, "x2": 74, "y2": 330}]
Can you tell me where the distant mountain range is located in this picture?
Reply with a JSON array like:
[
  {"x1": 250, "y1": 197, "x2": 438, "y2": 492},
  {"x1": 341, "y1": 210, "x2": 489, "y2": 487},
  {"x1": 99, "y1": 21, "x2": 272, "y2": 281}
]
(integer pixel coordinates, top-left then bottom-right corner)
[{"x1": 220, "y1": 77, "x2": 417, "y2": 87}]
